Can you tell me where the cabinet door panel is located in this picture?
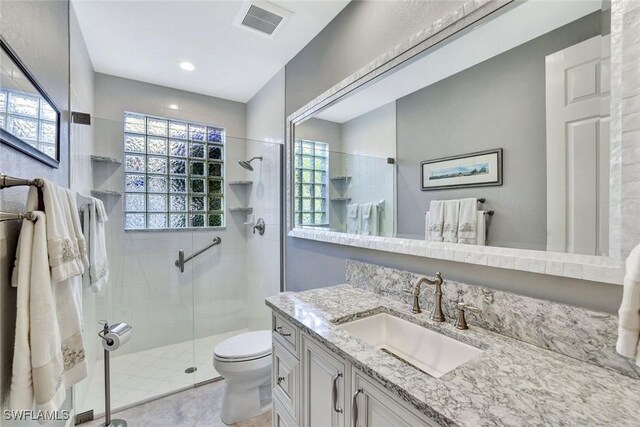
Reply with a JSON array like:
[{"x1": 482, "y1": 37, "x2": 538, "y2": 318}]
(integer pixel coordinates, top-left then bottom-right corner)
[
  {"x1": 352, "y1": 370, "x2": 438, "y2": 427},
  {"x1": 302, "y1": 334, "x2": 348, "y2": 427}
]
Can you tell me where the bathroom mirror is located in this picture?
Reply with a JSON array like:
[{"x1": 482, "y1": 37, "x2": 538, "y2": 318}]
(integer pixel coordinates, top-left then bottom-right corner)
[
  {"x1": 0, "y1": 37, "x2": 60, "y2": 167},
  {"x1": 288, "y1": 0, "x2": 631, "y2": 283},
  {"x1": 291, "y1": 0, "x2": 613, "y2": 256}
]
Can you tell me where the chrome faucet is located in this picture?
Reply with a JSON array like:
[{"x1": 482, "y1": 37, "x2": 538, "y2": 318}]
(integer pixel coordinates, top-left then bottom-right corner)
[{"x1": 403, "y1": 272, "x2": 445, "y2": 321}]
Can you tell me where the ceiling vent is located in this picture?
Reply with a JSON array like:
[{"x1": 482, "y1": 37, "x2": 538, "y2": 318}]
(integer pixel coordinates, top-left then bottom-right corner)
[{"x1": 235, "y1": 1, "x2": 293, "y2": 38}]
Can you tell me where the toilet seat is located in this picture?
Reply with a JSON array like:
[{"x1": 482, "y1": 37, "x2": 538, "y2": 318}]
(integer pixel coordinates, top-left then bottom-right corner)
[{"x1": 213, "y1": 330, "x2": 271, "y2": 362}]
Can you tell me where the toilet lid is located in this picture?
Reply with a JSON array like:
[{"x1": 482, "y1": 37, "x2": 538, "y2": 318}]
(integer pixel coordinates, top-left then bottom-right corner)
[{"x1": 213, "y1": 330, "x2": 272, "y2": 360}]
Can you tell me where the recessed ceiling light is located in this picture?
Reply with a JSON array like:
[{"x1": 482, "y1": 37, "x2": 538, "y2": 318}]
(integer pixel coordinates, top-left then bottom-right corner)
[{"x1": 179, "y1": 61, "x2": 195, "y2": 71}]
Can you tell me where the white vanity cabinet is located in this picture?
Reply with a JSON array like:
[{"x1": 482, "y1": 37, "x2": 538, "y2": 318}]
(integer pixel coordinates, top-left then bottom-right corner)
[{"x1": 271, "y1": 311, "x2": 437, "y2": 427}]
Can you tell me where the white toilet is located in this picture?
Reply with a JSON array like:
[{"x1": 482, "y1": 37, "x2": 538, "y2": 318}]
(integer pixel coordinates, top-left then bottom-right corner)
[{"x1": 213, "y1": 330, "x2": 272, "y2": 425}]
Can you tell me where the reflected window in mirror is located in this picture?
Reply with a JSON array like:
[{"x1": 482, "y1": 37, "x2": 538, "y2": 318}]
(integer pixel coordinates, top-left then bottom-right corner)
[
  {"x1": 294, "y1": 139, "x2": 329, "y2": 226},
  {"x1": 0, "y1": 38, "x2": 60, "y2": 167}
]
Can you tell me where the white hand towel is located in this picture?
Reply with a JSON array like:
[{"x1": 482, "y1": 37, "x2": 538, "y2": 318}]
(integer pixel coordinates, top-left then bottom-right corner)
[
  {"x1": 38, "y1": 180, "x2": 88, "y2": 282},
  {"x1": 476, "y1": 211, "x2": 487, "y2": 246},
  {"x1": 361, "y1": 203, "x2": 374, "y2": 236},
  {"x1": 54, "y1": 274, "x2": 88, "y2": 388},
  {"x1": 457, "y1": 198, "x2": 478, "y2": 244},
  {"x1": 617, "y1": 244, "x2": 640, "y2": 366},
  {"x1": 347, "y1": 203, "x2": 360, "y2": 234},
  {"x1": 427, "y1": 201, "x2": 444, "y2": 242},
  {"x1": 443, "y1": 200, "x2": 460, "y2": 243},
  {"x1": 10, "y1": 211, "x2": 67, "y2": 413},
  {"x1": 89, "y1": 197, "x2": 109, "y2": 292}
]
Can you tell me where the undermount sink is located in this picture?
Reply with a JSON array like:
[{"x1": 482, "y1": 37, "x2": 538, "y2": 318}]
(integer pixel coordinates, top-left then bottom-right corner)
[{"x1": 338, "y1": 313, "x2": 483, "y2": 378}]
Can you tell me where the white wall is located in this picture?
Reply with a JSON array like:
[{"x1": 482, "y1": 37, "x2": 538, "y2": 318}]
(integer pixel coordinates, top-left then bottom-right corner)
[
  {"x1": 93, "y1": 73, "x2": 249, "y2": 355},
  {"x1": 245, "y1": 69, "x2": 284, "y2": 330},
  {"x1": 341, "y1": 102, "x2": 396, "y2": 235}
]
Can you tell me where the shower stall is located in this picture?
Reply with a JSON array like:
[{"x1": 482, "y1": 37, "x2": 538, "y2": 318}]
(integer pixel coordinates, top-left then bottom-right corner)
[{"x1": 74, "y1": 117, "x2": 282, "y2": 417}]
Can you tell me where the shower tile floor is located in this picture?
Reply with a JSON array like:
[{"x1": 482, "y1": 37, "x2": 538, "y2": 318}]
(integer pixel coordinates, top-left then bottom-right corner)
[{"x1": 80, "y1": 329, "x2": 250, "y2": 415}]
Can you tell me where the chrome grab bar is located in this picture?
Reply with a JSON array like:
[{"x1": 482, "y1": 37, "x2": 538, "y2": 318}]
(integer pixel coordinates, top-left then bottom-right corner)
[{"x1": 175, "y1": 237, "x2": 222, "y2": 273}]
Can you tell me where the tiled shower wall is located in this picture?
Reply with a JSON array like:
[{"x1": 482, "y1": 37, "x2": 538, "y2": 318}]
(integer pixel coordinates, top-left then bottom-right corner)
[{"x1": 93, "y1": 73, "x2": 250, "y2": 354}]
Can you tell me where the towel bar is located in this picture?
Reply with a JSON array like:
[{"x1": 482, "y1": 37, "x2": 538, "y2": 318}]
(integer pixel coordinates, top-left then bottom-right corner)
[
  {"x1": 0, "y1": 211, "x2": 37, "y2": 222},
  {"x1": 0, "y1": 174, "x2": 44, "y2": 189}
]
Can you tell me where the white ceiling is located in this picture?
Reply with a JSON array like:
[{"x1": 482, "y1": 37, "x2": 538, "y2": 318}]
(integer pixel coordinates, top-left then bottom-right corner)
[
  {"x1": 315, "y1": 0, "x2": 603, "y2": 123},
  {"x1": 72, "y1": 0, "x2": 350, "y2": 102}
]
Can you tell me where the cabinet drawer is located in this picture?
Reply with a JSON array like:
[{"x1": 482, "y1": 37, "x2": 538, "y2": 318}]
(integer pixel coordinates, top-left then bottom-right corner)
[
  {"x1": 272, "y1": 313, "x2": 299, "y2": 356},
  {"x1": 273, "y1": 340, "x2": 299, "y2": 422},
  {"x1": 273, "y1": 395, "x2": 297, "y2": 427}
]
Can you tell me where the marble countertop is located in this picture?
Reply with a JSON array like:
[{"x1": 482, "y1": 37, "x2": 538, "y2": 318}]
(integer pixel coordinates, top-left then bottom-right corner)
[{"x1": 266, "y1": 285, "x2": 640, "y2": 427}]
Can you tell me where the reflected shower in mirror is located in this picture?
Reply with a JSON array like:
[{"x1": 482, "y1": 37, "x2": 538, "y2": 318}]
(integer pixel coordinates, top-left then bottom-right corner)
[{"x1": 292, "y1": 0, "x2": 611, "y2": 256}]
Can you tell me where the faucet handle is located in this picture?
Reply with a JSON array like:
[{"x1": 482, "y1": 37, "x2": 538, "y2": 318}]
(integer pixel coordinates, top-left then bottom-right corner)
[
  {"x1": 455, "y1": 302, "x2": 481, "y2": 330},
  {"x1": 402, "y1": 281, "x2": 414, "y2": 295}
]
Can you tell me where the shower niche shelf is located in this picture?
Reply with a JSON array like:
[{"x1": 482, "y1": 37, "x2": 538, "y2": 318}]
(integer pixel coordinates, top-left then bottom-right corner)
[
  {"x1": 91, "y1": 190, "x2": 122, "y2": 197},
  {"x1": 228, "y1": 207, "x2": 253, "y2": 212},
  {"x1": 330, "y1": 175, "x2": 351, "y2": 181},
  {"x1": 330, "y1": 197, "x2": 351, "y2": 202},
  {"x1": 91, "y1": 155, "x2": 122, "y2": 165},
  {"x1": 229, "y1": 181, "x2": 253, "y2": 185}
]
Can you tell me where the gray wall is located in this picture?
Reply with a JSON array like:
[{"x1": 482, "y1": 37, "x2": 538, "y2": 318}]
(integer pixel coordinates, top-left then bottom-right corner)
[
  {"x1": 284, "y1": 1, "x2": 622, "y2": 313},
  {"x1": 285, "y1": 0, "x2": 464, "y2": 115},
  {"x1": 396, "y1": 11, "x2": 603, "y2": 250},
  {"x1": 0, "y1": 0, "x2": 72, "y2": 423}
]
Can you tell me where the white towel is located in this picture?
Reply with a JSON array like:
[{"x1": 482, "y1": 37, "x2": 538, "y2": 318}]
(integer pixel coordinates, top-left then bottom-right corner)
[
  {"x1": 88, "y1": 197, "x2": 109, "y2": 292},
  {"x1": 13, "y1": 184, "x2": 88, "y2": 392},
  {"x1": 10, "y1": 211, "x2": 67, "y2": 412},
  {"x1": 40, "y1": 180, "x2": 88, "y2": 282},
  {"x1": 476, "y1": 211, "x2": 487, "y2": 246},
  {"x1": 347, "y1": 203, "x2": 360, "y2": 234},
  {"x1": 427, "y1": 201, "x2": 444, "y2": 242},
  {"x1": 617, "y1": 244, "x2": 640, "y2": 366},
  {"x1": 457, "y1": 198, "x2": 478, "y2": 244},
  {"x1": 361, "y1": 203, "x2": 375, "y2": 236},
  {"x1": 442, "y1": 200, "x2": 460, "y2": 243}
]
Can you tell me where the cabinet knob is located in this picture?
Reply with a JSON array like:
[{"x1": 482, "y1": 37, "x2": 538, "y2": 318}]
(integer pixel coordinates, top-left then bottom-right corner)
[{"x1": 277, "y1": 376, "x2": 285, "y2": 385}]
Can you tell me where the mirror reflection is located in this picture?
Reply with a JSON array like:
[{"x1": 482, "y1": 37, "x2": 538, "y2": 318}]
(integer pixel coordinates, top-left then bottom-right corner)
[
  {"x1": 0, "y1": 39, "x2": 60, "y2": 165},
  {"x1": 293, "y1": 0, "x2": 611, "y2": 256}
]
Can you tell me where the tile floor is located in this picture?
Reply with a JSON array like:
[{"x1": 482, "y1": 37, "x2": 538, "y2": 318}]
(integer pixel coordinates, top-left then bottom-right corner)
[
  {"x1": 82, "y1": 380, "x2": 272, "y2": 427},
  {"x1": 78, "y1": 329, "x2": 250, "y2": 416}
]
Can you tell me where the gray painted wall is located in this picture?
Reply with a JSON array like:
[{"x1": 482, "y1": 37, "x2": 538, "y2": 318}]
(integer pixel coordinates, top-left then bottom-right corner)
[
  {"x1": 0, "y1": 1, "x2": 73, "y2": 424},
  {"x1": 396, "y1": 11, "x2": 603, "y2": 250},
  {"x1": 284, "y1": 1, "x2": 622, "y2": 313},
  {"x1": 285, "y1": 0, "x2": 464, "y2": 115}
]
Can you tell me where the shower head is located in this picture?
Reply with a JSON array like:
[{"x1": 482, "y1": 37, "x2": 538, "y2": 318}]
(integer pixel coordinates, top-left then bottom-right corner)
[{"x1": 238, "y1": 156, "x2": 263, "y2": 171}]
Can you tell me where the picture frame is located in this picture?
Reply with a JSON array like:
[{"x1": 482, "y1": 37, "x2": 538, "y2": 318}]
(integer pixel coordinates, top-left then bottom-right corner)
[
  {"x1": 0, "y1": 36, "x2": 61, "y2": 168},
  {"x1": 420, "y1": 148, "x2": 503, "y2": 191}
]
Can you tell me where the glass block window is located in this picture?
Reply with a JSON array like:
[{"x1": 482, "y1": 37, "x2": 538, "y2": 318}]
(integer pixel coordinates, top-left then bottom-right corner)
[
  {"x1": 294, "y1": 139, "x2": 328, "y2": 226},
  {"x1": 124, "y1": 112, "x2": 225, "y2": 230},
  {"x1": 0, "y1": 89, "x2": 58, "y2": 158}
]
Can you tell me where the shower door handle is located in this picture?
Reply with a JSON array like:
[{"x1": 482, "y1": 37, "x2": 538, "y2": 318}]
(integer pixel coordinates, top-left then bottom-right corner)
[{"x1": 176, "y1": 250, "x2": 185, "y2": 273}]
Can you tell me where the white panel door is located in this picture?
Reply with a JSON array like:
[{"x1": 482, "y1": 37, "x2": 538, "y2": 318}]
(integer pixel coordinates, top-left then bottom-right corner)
[
  {"x1": 302, "y1": 335, "x2": 348, "y2": 427},
  {"x1": 546, "y1": 35, "x2": 610, "y2": 255}
]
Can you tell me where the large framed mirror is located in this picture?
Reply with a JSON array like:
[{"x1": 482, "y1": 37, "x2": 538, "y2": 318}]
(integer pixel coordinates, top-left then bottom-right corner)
[
  {"x1": 0, "y1": 37, "x2": 61, "y2": 168},
  {"x1": 287, "y1": 0, "x2": 629, "y2": 284}
]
